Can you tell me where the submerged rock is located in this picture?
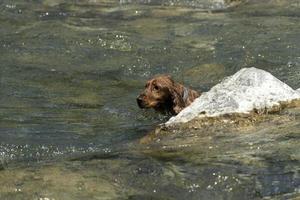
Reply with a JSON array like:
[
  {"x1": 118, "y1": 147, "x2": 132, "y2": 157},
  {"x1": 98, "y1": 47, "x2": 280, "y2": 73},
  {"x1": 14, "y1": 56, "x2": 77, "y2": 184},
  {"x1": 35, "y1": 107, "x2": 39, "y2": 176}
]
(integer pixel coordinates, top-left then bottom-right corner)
[{"x1": 166, "y1": 67, "x2": 300, "y2": 126}]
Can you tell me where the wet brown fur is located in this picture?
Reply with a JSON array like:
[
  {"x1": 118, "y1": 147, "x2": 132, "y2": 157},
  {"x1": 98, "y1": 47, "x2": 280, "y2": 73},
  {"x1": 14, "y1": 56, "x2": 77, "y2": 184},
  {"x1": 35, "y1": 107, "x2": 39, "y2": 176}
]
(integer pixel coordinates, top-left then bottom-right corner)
[{"x1": 137, "y1": 75, "x2": 200, "y2": 115}]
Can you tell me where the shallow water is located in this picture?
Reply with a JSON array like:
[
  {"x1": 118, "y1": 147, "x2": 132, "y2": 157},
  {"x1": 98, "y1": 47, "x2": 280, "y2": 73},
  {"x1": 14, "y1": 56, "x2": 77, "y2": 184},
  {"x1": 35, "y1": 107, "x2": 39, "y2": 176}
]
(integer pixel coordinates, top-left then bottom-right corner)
[{"x1": 0, "y1": 0, "x2": 300, "y2": 199}]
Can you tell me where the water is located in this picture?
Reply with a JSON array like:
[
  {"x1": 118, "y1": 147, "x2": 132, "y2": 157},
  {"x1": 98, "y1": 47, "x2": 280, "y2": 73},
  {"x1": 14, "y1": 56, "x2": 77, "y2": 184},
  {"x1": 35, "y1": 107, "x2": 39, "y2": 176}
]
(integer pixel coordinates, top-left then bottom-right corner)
[{"x1": 0, "y1": 0, "x2": 300, "y2": 199}]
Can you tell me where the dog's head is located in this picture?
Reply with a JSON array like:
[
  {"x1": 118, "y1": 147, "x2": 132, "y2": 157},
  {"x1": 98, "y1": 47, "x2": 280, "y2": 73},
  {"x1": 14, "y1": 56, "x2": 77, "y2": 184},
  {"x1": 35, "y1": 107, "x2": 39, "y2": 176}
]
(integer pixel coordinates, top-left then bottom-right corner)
[{"x1": 137, "y1": 75, "x2": 176, "y2": 113}]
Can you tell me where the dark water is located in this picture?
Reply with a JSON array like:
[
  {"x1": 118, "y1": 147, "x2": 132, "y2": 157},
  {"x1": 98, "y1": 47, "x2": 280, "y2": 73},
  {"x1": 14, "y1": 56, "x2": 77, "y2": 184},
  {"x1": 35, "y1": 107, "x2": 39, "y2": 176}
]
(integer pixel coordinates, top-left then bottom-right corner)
[{"x1": 0, "y1": 0, "x2": 300, "y2": 199}]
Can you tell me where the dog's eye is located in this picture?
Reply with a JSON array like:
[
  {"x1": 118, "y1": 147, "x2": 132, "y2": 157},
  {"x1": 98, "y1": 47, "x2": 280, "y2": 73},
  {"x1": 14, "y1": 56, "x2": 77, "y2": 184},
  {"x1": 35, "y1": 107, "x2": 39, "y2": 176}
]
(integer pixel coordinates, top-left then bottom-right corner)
[{"x1": 153, "y1": 85, "x2": 159, "y2": 91}]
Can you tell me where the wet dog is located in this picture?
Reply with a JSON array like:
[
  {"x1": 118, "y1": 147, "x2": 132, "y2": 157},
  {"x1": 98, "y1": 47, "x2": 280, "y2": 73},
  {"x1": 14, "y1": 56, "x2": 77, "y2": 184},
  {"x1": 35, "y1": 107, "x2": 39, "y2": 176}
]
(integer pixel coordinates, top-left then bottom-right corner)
[{"x1": 137, "y1": 75, "x2": 200, "y2": 115}]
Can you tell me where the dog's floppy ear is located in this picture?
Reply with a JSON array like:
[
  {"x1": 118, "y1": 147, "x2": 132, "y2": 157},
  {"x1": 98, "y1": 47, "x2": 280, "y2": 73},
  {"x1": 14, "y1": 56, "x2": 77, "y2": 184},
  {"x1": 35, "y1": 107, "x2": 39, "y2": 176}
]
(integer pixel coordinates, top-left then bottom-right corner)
[{"x1": 169, "y1": 84, "x2": 185, "y2": 114}]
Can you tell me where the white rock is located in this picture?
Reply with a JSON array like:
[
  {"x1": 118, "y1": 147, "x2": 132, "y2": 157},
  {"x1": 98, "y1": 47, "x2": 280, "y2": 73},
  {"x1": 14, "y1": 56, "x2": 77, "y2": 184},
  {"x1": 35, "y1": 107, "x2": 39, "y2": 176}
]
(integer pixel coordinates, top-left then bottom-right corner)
[{"x1": 166, "y1": 67, "x2": 300, "y2": 125}]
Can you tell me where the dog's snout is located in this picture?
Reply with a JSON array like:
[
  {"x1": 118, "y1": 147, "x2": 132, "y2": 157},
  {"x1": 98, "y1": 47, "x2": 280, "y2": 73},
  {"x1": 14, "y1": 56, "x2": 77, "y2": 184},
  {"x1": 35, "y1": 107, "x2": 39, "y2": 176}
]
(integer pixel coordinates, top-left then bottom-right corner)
[
  {"x1": 137, "y1": 94, "x2": 145, "y2": 108},
  {"x1": 136, "y1": 96, "x2": 142, "y2": 103}
]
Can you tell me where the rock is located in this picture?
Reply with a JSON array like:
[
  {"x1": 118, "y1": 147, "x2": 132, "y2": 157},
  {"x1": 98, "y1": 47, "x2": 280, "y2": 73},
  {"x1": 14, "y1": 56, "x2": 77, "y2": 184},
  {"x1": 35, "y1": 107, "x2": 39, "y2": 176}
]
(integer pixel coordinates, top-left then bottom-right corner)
[{"x1": 166, "y1": 67, "x2": 300, "y2": 125}]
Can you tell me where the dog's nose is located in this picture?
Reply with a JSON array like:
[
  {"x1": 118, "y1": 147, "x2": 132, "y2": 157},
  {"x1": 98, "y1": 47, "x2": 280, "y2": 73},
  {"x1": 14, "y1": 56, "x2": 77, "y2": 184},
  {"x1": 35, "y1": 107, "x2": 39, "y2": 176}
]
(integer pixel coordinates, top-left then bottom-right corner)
[{"x1": 136, "y1": 95, "x2": 144, "y2": 108}]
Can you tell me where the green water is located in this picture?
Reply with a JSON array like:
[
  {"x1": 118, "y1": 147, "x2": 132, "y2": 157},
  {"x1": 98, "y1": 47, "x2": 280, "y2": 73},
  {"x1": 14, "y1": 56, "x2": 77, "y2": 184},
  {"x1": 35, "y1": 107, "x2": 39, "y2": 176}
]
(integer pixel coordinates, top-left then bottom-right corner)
[{"x1": 0, "y1": 0, "x2": 300, "y2": 199}]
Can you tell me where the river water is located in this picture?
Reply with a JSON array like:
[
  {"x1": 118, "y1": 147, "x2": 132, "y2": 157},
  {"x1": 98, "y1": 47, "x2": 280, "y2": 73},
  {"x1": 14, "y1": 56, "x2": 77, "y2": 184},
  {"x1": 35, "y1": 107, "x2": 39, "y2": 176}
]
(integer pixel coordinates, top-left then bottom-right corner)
[{"x1": 0, "y1": 0, "x2": 300, "y2": 199}]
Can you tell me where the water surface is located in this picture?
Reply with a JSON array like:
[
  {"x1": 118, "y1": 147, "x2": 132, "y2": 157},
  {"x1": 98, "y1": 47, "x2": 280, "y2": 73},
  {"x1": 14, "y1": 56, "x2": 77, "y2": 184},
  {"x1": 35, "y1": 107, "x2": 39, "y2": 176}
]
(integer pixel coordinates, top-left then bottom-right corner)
[{"x1": 0, "y1": 0, "x2": 300, "y2": 199}]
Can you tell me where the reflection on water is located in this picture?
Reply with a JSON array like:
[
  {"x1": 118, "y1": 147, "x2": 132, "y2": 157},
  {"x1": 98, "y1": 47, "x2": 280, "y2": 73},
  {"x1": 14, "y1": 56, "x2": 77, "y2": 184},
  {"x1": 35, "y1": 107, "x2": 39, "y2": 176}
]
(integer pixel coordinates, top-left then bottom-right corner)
[{"x1": 0, "y1": 0, "x2": 300, "y2": 199}]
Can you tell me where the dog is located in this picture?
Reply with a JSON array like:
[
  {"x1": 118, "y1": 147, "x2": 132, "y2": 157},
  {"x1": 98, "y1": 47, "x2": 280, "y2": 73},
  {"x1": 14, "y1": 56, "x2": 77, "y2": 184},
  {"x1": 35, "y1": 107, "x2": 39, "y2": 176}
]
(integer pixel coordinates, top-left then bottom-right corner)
[{"x1": 137, "y1": 75, "x2": 200, "y2": 115}]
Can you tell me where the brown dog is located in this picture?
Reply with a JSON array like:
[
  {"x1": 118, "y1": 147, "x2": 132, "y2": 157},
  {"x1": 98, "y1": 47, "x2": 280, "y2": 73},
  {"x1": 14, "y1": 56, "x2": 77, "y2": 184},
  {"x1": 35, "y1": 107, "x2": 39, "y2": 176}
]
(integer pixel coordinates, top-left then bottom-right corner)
[{"x1": 137, "y1": 75, "x2": 200, "y2": 115}]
